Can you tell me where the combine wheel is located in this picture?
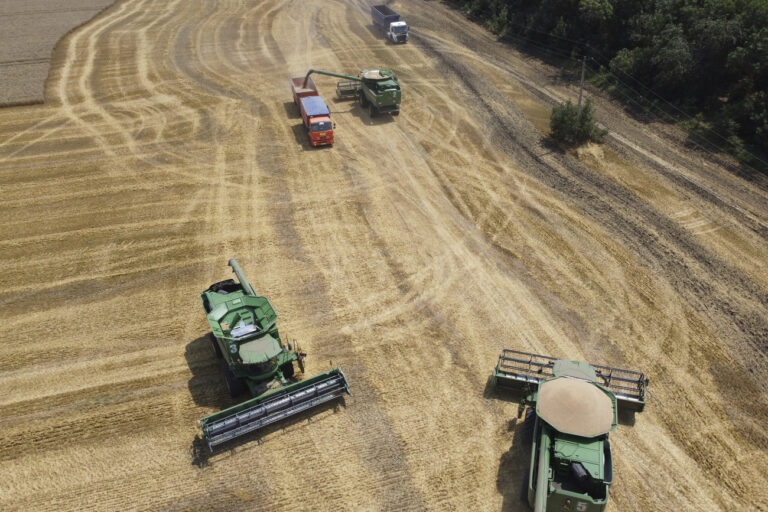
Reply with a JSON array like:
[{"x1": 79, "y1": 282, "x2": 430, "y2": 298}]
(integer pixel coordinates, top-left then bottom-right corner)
[
  {"x1": 280, "y1": 361, "x2": 295, "y2": 378},
  {"x1": 369, "y1": 104, "x2": 376, "y2": 117},
  {"x1": 392, "y1": 110, "x2": 400, "y2": 116},
  {"x1": 223, "y1": 365, "x2": 247, "y2": 397},
  {"x1": 210, "y1": 333, "x2": 223, "y2": 359},
  {"x1": 360, "y1": 93, "x2": 368, "y2": 107}
]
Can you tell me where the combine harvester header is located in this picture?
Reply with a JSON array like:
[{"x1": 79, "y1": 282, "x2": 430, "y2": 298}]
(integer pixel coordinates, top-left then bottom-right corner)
[
  {"x1": 493, "y1": 348, "x2": 648, "y2": 411},
  {"x1": 197, "y1": 259, "x2": 350, "y2": 450}
]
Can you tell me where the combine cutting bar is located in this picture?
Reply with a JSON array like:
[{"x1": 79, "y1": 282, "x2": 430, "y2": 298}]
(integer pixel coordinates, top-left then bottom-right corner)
[
  {"x1": 336, "y1": 80, "x2": 361, "y2": 98},
  {"x1": 592, "y1": 363, "x2": 648, "y2": 411},
  {"x1": 493, "y1": 349, "x2": 556, "y2": 391},
  {"x1": 200, "y1": 368, "x2": 350, "y2": 449},
  {"x1": 493, "y1": 349, "x2": 648, "y2": 411}
]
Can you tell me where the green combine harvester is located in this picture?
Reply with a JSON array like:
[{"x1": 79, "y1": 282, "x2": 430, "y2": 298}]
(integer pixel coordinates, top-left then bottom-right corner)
[
  {"x1": 491, "y1": 349, "x2": 648, "y2": 512},
  {"x1": 302, "y1": 68, "x2": 401, "y2": 116},
  {"x1": 197, "y1": 259, "x2": 350, "y2": 450}
]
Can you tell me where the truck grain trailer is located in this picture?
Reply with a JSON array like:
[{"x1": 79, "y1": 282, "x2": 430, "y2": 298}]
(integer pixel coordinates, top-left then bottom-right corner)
[
  {"x1": 197, "y1": 259, "x2": 350, "y2": 450},
  {"x1": 371, "y1": 5, "x2": 409, "y2": 43},
  {"x1": 491, "y1": 349, "x2": 648, "y2": 512},
  {"x1": 302, "y1": 68, "x2": 401, "y2": 117},
  {"x1": 290, "y1": 76, "x2": 334, "y2": 146}
]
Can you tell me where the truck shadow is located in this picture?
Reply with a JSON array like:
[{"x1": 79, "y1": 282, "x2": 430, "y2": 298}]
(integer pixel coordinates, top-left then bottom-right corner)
[
  {"x1": 282, "y1": 100, "x2": 300, "y2": 119},
  {"x1": 288, "y1": 123, "x2": 335, "y2": 150},
  {"x1": 190, "y1": 397, "x2": 347, "y2": 468},
  {"x1": 364, "y1": 23, "x2": 383, "y2": 41},
  {"x1": 290, "y1": 122, "x2": 311, "y2": 148}
]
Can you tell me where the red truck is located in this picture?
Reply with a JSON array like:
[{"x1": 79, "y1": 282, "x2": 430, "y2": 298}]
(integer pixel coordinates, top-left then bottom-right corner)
[{"x1": 290, "y1": 76, "x2": 334, "y2": 146}]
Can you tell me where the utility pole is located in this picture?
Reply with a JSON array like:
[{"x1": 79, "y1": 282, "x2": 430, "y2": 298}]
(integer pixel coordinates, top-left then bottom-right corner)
[{"x1": 577, "y1": 55, "x2": 586, "y2": 116}]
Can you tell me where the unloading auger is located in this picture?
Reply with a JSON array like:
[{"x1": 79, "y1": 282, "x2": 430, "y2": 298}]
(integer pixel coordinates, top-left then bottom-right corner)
[{"x1": 197, "y1": 259, "x2": 350, "y2": 450}]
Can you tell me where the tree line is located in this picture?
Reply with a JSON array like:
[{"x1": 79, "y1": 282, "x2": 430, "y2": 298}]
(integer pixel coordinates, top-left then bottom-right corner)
[{"x1": 448, "y1": 0, "x2": 768, "y2": 169}]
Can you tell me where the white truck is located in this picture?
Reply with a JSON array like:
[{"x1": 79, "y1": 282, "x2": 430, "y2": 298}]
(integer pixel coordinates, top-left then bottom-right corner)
[{"x1": 371, "y1": 5, "x2": 409, "y2": 44}]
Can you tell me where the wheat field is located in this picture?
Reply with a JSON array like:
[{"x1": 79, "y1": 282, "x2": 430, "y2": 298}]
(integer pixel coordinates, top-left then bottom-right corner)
[{"x1": 1, "y1": 1, "x2": 767, "y2": 510}]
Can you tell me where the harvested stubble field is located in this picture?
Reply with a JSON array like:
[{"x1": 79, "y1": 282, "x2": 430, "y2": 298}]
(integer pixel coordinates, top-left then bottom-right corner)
[
  {"x1": 0, "y1": 0, "x2": 114, "y2": 105},
  {"x1": 1, "y1": 0, "x2": 767, "y2": 510}
]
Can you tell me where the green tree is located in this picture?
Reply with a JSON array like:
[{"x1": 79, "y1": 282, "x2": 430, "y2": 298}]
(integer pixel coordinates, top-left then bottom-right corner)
[
  {"x1": 651, "y1": 24, "x2": 693, "y2": 94},
  {"x1": 579, "y1": 0, "x2": 614, "y2": 25},
  {"x1": 550, "y1": 98, "x2": 607, "y2": 146}
]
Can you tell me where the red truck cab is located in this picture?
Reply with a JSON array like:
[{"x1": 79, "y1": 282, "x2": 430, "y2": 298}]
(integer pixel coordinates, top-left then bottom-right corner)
[{"x1": 290, "y1": 76, "x2": 334, "y2": 146}]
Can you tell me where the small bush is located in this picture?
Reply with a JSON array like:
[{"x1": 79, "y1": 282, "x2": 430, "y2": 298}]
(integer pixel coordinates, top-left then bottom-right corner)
[{"x1": 550, "y1": 98, "x2": 608, "y2": 146}]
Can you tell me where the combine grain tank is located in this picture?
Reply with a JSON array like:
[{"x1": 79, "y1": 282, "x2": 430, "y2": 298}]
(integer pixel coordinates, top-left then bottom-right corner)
[
  {"x1": 491, "y1": 349, "x2": 649, "y2": 512},
  {"x1": 197, "y1": 259, "x2": 350, "y2": 449}
]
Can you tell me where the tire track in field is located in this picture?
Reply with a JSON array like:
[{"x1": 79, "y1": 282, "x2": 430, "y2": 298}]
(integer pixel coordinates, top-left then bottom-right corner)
[{"x1": 2, "y1": 1, "x2": 767, "y2": 510}]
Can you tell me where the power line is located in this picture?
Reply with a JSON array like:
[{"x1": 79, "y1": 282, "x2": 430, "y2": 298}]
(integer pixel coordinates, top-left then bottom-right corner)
[
  {"x1": 584, "y1": 59, "x2": 768, "y2": 169},
  {"x1": 473, "y1": 11, "x2": 767, "y2": 169}
]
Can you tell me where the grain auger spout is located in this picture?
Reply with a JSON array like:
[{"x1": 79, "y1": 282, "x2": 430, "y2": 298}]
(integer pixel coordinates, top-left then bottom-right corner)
[
  {"x1": 197, "y1": 259, "x2": 350, "y2": 450},
  {"x1": 301, "y1": 68, "x2": 402, "y2": 116},
  {"x1": 302, "y1": 69, "x2": 360, "y2": 88}
]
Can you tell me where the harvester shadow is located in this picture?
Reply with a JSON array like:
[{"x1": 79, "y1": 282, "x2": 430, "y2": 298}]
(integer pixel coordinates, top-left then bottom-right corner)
[
  {"x1": 185, "y1": 334, "x2": 241, "y2": 410},
  {"x1": 618, "y1": 408, "x2": 636, "y2": 427},
  {"x1": 332, "y1": 95, "x2": 396, "y2": 126},
  {"x1": 484, "y1": 376, "x2": 530, "y2": 511},
  {"x1": 190, "y1": 397, "x2": 346, "y2": 468},
  {"x1": 349, "y1": 105, "x2": 396, "y2": 127},
  {"x1": 329, "y1": 96, "x2": 359, "y2": 112},
  {"x1": 497, "y1": 416, "x2": 533, "y2": 512},
  {"x1": 364, "y1": 23, "x2": 384, "y2": 42},
  {"x1": 483, "y1": 374, "x2": 525, "y2": 402}
]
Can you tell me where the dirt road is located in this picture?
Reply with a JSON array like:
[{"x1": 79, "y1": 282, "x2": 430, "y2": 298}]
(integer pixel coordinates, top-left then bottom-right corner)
[{"x1": 1, "y1": 0, "x2": 766, "y2": 510}]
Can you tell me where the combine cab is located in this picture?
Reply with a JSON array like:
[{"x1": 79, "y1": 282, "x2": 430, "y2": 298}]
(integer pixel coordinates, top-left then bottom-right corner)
[
  {"x1": 198, "y1": 259, "x2": 350, "y2": 449},
  {"x1": 491, "y1": 349, "x2": 648, "y2": 512}
]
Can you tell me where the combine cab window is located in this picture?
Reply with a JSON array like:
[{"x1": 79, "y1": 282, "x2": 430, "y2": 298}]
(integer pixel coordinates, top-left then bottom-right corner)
[{"x1": 311, "y1": 121, "x2": 332, "y2": 132}]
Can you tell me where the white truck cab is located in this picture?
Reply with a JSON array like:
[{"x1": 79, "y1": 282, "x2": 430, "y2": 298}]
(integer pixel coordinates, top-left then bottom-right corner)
[{"x1": 388, "y1": 21, "x2": 409, "y2": 43}]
